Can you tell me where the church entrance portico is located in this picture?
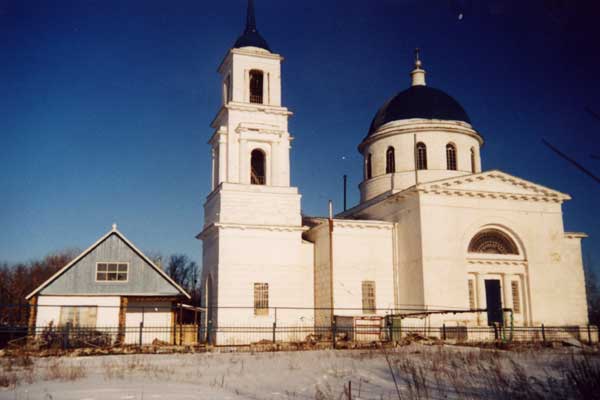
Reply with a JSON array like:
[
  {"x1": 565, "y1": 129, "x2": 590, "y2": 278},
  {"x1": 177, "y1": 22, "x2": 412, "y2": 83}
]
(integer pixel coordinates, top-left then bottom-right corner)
[{"x1": 467, "y1": 267, "x2": 529, "y2": 327}]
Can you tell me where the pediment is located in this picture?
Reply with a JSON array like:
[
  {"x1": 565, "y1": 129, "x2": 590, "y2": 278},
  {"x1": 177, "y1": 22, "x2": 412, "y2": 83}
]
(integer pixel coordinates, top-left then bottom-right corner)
[{"x1": 420, "y1": 170, "x2": 570, "y2": 202}]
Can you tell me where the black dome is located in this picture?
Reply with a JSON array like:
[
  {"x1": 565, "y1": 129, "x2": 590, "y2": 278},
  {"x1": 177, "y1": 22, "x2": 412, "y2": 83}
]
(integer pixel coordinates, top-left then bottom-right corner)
[
  {"x1": 367, "y1": 85, "x2": 471, "y2": 136},
  {"x1": 233, "y1": 0, "x2": 271, "y2": 52},
  {"x1": 234, "y1": 31, "x2": 271, "y2": 52}
]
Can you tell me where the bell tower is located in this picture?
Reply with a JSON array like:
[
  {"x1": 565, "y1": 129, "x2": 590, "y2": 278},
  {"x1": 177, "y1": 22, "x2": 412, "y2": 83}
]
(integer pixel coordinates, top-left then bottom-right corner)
[
  {"x1": 199, "y1": 0, "x2": 314, "y2": 345},
  {"x1": 209, "y1": 0, "x2": 292, "y2": 190}
]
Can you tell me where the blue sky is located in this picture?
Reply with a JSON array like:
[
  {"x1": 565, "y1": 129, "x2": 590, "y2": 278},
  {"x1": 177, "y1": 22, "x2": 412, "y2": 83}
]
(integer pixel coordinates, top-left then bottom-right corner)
[{"x1": 1, "y1": 0, "x2": 600, "y2": 274}]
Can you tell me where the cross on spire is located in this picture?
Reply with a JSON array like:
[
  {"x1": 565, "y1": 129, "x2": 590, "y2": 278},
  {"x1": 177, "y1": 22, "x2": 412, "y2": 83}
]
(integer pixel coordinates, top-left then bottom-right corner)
[
  {"x1": 411, "y1": 48, "x2": 426, "y2": 86},
  {"x1": 414, "y1": 47, "x2": 422, "y2": 69}
]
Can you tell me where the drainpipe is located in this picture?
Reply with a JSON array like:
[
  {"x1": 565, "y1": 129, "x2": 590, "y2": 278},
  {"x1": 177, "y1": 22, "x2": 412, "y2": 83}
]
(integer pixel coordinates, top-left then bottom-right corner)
[{"x1": 328, "y1": 200, "x2": 334, "y2": 327}]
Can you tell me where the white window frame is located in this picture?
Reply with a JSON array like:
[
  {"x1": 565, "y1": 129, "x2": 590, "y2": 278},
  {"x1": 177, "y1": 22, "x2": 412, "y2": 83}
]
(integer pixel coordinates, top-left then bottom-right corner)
[
  {"x1": 59, "y1": 306, "x2": 98, "y2": 327},
  {"x1": 254, "y1": 282, "x2": 269, "y2": 316},
  {"x1": 95, "y1": 262, "x2": 129, "y2": 283},
  {"x1": 362, "y1": 281, "x2": 376, "y2": 314}
]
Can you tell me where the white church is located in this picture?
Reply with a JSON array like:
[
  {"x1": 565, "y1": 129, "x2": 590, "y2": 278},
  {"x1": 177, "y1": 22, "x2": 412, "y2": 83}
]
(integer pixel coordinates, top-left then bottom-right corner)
[{"x1": 198, "y1": 1, "x2": 589, "y2": 344}]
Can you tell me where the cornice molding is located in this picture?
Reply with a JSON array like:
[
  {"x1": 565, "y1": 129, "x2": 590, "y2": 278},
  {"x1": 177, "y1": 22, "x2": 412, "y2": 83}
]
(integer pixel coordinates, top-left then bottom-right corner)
[
  {"x1": 418, "y1": 170, "x2": 570, "y2": 203},
  {"x1": 467, "y1": 259, "x2": 528, "y2": 266},
  {"x1": 359, "y1": 119, "x2": 483, "y2": 152},
  {"x1": 197, "y1": 222, "x2": 307, "y2": 239},
  {"x1": 304, "y1": 217, "x2": 393, "y2": 231}
]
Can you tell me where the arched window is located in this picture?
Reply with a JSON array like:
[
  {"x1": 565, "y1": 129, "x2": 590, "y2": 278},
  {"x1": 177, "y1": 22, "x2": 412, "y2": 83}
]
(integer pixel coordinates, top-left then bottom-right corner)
[
  {"x1": 470, "y1": 147, "x2": 476, "y2": 173},
  {"x1": 446, "y1": 143, "x2": 457, "y2": 170},
  {"x1": 250, "y1": 149, "x2": 266, "y2": 185},
  {"x1": 366, "y1": 153, "x2": 372, "y2": 179},
  {"x1": 468, "y1": 229, "x2": 519, "y2": 255},
  {"x1": 416, "y1": 142, "x2": 427, "y2": 170},
  {"x1": 249, "y1": 70, "x2": 263, "y2": 104},
  {"x1": 386, "y1": 147, "x2": 395, "y2": 174}
]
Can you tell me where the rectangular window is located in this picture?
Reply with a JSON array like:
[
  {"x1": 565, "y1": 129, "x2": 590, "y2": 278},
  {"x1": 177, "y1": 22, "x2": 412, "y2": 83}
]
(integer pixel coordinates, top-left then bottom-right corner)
[
  {"x1": 254, "y1": 283, "x2": 269, "y2": 316},
  {"x1": 96, "y1": 262, "x2": 128, "y2": 282},
  {"x1": 511, "y1": 281, "x2": 521, "y2": 314},
  {"x1": 59, "y1": 306, "x2": 97, "y2": 327},
  {"x1": 362, "y1": 281, "x2": 376, "y2": 314},
  {"x1": 468, "y1": 280, "x2": 476, "y2": 310}
]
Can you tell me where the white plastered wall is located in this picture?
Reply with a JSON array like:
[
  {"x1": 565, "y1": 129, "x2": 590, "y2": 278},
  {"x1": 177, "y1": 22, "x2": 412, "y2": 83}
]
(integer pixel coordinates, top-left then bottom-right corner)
[
  {"x1": 359, "y1": 120, "x2": 482, "y2": 201},
  {"x1": 213, "y1": 227, "x2": 314, "y2": 345},
  {"x1": 125, "y1": 301, "x2": 173, "y2": 345},
  {"x1": 35, "y1": 295, "x2": 120, "y2": 328},
  {"x1": 305, "y1": 220, "x2": 395, "y2": 324}
]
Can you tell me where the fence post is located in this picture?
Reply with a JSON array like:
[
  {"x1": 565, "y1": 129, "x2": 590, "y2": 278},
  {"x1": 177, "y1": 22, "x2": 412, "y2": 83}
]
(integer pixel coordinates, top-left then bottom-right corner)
[
  {"x1": 63, "y1": 322, "x2": 71, "y2": 349},
  {"x1": 442, "y1": 324, "x2": 447, "y2": 341},
  {"x1": 348, "y1": 380, "x2": 352, "y2": 400},
  {"x1": 541, "y1": 324, "x2": 546, "y2": 344},
  {"x1": 332, "y1": 317, "x2": 337, "y2": 350},
  {"x1": 493, "y1": 324, "x2": 498, "y2": 341},
  {"x1": 387, "y1": 316, "x2": 393, "y2": 343},
  {"x1": 179, "y1": 305, "x2": 183, "y2": 346},
  {"x1": 139, "y1": 321, "x2": 143, "y2": 347},
  {"x1": 587, "y1": 324, "x2": 592, "y2": 345},
  {"x1": 272, "y1": 307, "x2": 277, "y2": 343}
]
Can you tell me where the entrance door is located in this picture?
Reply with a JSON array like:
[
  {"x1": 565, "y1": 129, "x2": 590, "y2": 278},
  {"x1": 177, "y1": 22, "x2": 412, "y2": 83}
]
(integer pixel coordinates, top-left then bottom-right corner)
[{"x1": 485, "y1": 280, "x2": 503, "y2": 326}]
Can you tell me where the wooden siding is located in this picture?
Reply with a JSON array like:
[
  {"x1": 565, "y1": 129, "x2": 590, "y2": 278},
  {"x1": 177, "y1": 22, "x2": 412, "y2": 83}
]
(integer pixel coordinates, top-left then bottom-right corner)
[{"x1": 40, "y1": 233, "x2": 181, "y2": 296}]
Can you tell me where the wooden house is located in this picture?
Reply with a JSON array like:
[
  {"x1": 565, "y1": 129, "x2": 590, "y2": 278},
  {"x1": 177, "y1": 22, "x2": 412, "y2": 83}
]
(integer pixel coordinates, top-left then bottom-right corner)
[{"x1": 26, "y1": 224, "x2": 191, "y2": 345}]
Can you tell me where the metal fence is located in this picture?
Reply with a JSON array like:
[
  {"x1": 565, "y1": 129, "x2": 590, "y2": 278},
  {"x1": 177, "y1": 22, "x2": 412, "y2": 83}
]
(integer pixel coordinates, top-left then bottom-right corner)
[
  {"x1": 1, "y1": 303, "x2": 598, "y2": 350},
  {"x1": 1, "y1": 323, "x2": 597, "y2": 350}
]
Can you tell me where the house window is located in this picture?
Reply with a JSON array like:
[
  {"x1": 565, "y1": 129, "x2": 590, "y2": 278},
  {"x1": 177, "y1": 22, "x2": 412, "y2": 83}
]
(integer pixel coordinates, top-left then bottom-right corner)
[
  {"x1": 386, "y1": 147, "x2": 395, "y2": 174},
  {"x1": 470, "y1": 147, "x2": 476, "y2": 173},
  {"x1": 362, "y1": 281, "x2": 376, "y2": 314},
  {"x1": 59, "y1": 306, "x2": 97, "y2": 327},
  {"x1": 96, "y1": 262, "x2": 128, "y2": 281},
  {"x1": 416, "y1": 142, "x2": 427, "y2": 170},
  {"x1": 446, "y1": 143, "x2": 457, "y2": 170},
  {"x1": 249, "y1": 70, "x2": 263, "y2": 104},
  {"x1": 366, "y1": 153, "x2": 372, "y2": 179},
  {"x1": 468, "y1": 229, "x2": 519, "y2": 255},
  {"x1": 250, "y1": 149, "x2": 266, "y2": 185},
  {"x1": 511, "y1": 281, "x2": 521, "y2": 313},
  {"x1": 254, "y1": 283, "x2": 269, "y2": 315},
  {"x1": 468, "y1": 280, "x2": 476, "y2": 310}
]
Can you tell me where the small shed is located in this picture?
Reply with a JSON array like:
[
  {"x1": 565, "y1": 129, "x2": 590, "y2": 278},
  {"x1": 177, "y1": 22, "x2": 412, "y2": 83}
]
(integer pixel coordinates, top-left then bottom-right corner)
[{"x1": 26, "y1": 224, "x2": 191, "y2": 345}]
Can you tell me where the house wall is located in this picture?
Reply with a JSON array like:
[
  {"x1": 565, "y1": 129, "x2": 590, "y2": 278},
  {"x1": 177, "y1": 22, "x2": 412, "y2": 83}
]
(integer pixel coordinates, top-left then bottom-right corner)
[
  {"x1": 40, "y1": 234, "x2": 180, "y2": 297},
  {"x1": 36, "y1": 295, "x2": 120, "y2": 328},
  {"x1": 125, "y1": 301, "x2": 173, "y2": 344}
]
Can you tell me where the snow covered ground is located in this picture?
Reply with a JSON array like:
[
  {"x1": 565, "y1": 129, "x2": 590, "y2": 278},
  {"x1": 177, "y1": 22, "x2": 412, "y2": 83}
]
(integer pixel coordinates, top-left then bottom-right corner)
[{"x1": 0, "y1": 345, "x2": 597, "y2": 399}]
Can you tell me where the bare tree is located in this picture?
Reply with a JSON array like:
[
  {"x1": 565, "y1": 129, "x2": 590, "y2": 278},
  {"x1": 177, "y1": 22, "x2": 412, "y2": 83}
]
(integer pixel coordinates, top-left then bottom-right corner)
[
  {"x1": 165, "y1": 254, "x2": 200, "y2": 305},
  {"x1": 584, "y1": 255, "x2": 600, "y2": 326},
  {"x1": 0, "y1": 250, "x2": 78, "y2": 325}
]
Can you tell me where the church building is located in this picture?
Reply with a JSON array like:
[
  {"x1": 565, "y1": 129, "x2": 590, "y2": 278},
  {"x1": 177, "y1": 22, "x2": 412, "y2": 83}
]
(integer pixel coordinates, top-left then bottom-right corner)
[{"x1": 198, "y1": 1, "x2": 589, "y2": 345}]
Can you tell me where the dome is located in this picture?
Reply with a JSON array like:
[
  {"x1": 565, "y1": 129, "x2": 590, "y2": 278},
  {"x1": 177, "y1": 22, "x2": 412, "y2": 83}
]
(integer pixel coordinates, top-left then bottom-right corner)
[
  {"x1": 233, "y1": 0, "x2": 271, "y2": 52},
  {"x1": 367, "y1": 85, "x2": 471, "y2": 136},
  {"x1": 233, "y1": 31, "x2": 271, "y2": 52}
]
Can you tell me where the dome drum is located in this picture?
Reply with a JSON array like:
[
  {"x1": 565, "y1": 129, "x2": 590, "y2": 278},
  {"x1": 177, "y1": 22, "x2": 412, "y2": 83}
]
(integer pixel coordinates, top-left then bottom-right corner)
[{"x1": 359, "y1": 123, "x2": 482, "y2": 201}]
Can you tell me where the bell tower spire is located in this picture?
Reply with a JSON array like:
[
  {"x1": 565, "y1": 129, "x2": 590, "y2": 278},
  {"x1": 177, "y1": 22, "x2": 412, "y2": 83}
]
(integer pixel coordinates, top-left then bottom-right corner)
[
  {"x1": 233, "y1": 0, "x2": 271, "y2": 51},
  {"x1": 245, "y1": 0, "x2": 257, "y2": 33}
]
